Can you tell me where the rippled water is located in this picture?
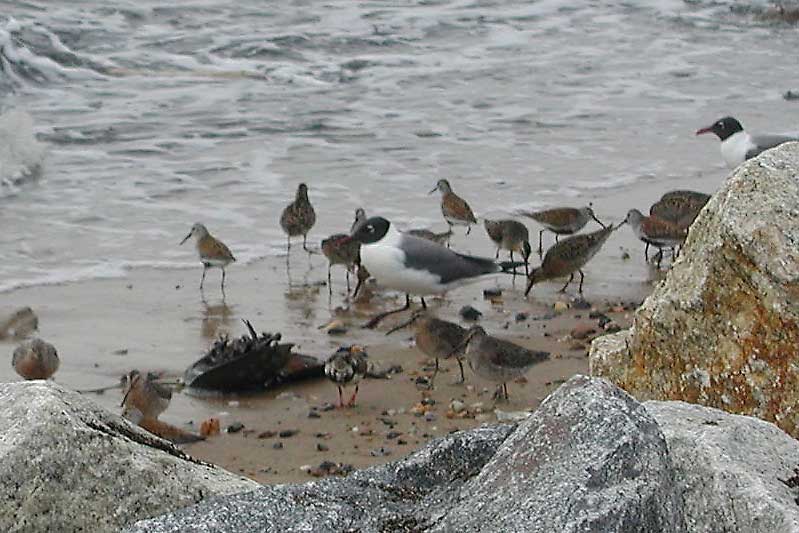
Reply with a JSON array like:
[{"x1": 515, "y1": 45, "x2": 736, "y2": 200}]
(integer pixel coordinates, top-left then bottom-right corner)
[{"x1": 0, "y1": 0, "x2": 797, "y2": 292}]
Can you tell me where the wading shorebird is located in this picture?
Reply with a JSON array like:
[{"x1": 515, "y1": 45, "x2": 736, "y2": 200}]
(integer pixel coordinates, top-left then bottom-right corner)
[
  {"x1": 456, "y1": 325, "x2": 549, "y2": 401},
  {"x1": 649, "y1": 191, "x2": 709, "y2": 232},
  {"x1": 406, "y1": 228, "x2": 454, "y2": 246},
  {"x1": 324, "y1": 345, "x2": 368, "y2": 407},
  {"x1": 518, "y1": 204, "x2": 605, "y2": 254},
  {"x1": 696, "y1": 116, "x2": 799, "y2": 168},
  {"x1": 280, "y1": 183, "x2": 316, "y2": 254},
  {"x1": 483, "y1": 218, "x2": 532, "y2": 275},
  {"x1": 338, "y1": 216, "x2": 524, "y2": 328},
  {"x1": 180, "y1": 223, "x2": 236, "y2": 292},
  {"x1": 12, "y1": 338, "x2": 59, "y2": 380},
  {"x1": 387, "y1": 310, "x2": 469, "y2": 385},
  {"x1": 321, "y1": 233, "x2": 361, "y2": 294},
  {"x1": 660, "y1": 190, "x2": 711, "y2": 205},
  {"x1": 429, "y1": 179, "x2": 477, "y2": 239},
  {"x1": 120, "y1": 370, "x2": 172, "y2": 421},
  {"x1": 525, "y1": 224, "x2": 616, "y2": 295},
  {"x1": 622, "y1": 209, "x2": 688, "y2": 268}
]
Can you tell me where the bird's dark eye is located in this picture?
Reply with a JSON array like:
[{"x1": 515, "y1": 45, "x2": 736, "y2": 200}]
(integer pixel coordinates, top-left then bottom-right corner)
[
  {"x1": 717, "y1": 121, "x2": 724, "y2": 129},
  {"x1": 366, "y1": 225, "x2": 374, "y2": 232}
]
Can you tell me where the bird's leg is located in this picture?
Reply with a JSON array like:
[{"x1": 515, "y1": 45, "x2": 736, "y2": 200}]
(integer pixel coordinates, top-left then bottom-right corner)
[
  {"x1": 303, "y1": 234, "x2": 312, "y2": 254},
  {"x1": 455, "y1": 357, "x2": 466, "y2": 384},
  {"x1": 578, "y1": 269, "x2": 585, "y2": 294},
  {"x1": 347, "y1": 384, "x2": 359, "y2": 407},
  {"x1": 446, "y1": 223, "x2": 453, "y2": 248},
  {"x1": 656, "y1": 249, "x2": 663, "y2": 269},
  {"x1": 503, "y1": 382, "x2": 509, "y2": 401},
  {"x1": 287, "y1": 236, "x2": 291, "y2": 255},
  {"x1": 363, "y1": 294, "x2": 412, "y2": 329},
  {"x1": 200, "y1": 265, "x2": 207, "y2": 290},
  {"x1": 353, "y1": 269, "x2": 364, "y2": 298},
  {"x1": 559, "y1": 273, "x2": 574, "y2": 292},
  {"x1": 429, "y1": 358, "x2": 440, "y2": 389},
  {"x1": 337, "y1": 385, "x2": 344, "y2": 408},
  {"x1": 346, "y1": 269, "x2": 351, "y2": 293},
  {"x1": 538, "y1": 230, "x2": 544, "y2": 254},
  {"x1": 495, "y1": 248, "x2": 500, "y2": 260},
  {"x1": 466, "y1": 224, "x2": 471, "y2": 236},
  {"x1": 644, "y1": 242, "x2": 649, "y2": 261},
  {"x1": 421, "y1": 296, "x2": 427, "y2": 309},
  {"x1": 327, "y1": 264, "x2": 333, "y2": 296},
  {"x1": 555, "y1": 234, "x2": 559, "y2": 243},
  {"x1": 221, "y1": 268, "x2": 226, "y2": 291}
]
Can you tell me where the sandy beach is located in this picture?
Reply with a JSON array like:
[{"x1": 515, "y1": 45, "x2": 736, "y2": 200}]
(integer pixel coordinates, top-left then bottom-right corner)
[{"x1": 1, "y1": 244, "x2": 649, "y2": 484}]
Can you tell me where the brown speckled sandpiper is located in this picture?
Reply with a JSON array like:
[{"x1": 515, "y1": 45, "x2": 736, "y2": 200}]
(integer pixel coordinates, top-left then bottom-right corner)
[
  {"x1": 459, "y1": 325, "x2": 549, "y2": 401},
  {"x1": 483, "y1": 218, "x2": 532, "y2": 275},
  {"x1": 324, "y1": 345, "x2": 368, "y2": 407},
  {"x1": 406, "y1": 228, "x2": 454, "y2": 246},
  {"x1": 121, "y1": 370, "x2": 172, "y2": 420},
  {"x1": 321, "y1": 233, "x2": 361, "y2": 294},
  {"x1": 12, "y1": 338, "x2": 59, "y2": 380},
  {"x1": 387, "y1": 310, "x2": 469, "y2": 385},
  {"x1": 525, "y1": 224, "x2": 615, "y2": 295},
  {"x1": 429, "y1": 179, "x2": 477, "y2": 239},
  {"x1": 622, "y1": 209, "x2": 688, "y2": 268},
  {"x1": 519, "y1": 204, "x2": 605, "y2": 253},
  {"x1": 180, "y1": 223, "x2": 236, "y2": 292},
  {"x1": 280, "y1": 183, "x2": 316, "y2": 254}
]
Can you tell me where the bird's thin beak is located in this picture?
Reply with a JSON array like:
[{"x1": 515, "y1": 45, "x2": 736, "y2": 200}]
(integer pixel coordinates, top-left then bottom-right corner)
[
  {"x1": 618, "y1": 219, "x2": 628, "y2": 227},
  {"x1": 428, "y1": 186, "x2": 438, "y2": 195},
  {"x1": 180, "y1": 232, "x2": 192, "y2": 245},
  {"x1": 120, "y1": 385, "x2": 132, "y2": 408},
  {"x1": 591, "y1": 213, "x2": 606, "y2": 229},
  {"x1": 386, "y1": 316, "x2": 416, "y2": 336},
  {"x1": 695, "y1": 126, "x2": 713, "y2": 136}
]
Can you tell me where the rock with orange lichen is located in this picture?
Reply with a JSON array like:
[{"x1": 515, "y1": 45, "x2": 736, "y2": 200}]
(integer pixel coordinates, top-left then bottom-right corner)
[{"x1": 590, "y1": 142, "x2": 799, "y2": 438}]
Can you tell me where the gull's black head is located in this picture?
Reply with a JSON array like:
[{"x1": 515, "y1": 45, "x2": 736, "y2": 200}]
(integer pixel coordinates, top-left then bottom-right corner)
[
  {"x1": 349, "y1": 216, "x2": 390, "y2": 245},
  {"x1": 696, "y1": 116, "x2": 743, "y2": 141}
]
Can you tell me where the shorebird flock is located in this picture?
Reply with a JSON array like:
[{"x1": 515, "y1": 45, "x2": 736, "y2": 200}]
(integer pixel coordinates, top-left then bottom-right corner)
[{"x1": 10, "y1": 116, "x2": 796, "y2": 412}]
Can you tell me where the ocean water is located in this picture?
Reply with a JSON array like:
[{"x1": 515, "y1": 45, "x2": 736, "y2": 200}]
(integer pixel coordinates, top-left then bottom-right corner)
[{"x1": 0, "y1": 0, "x2": 797, "y2": 293}]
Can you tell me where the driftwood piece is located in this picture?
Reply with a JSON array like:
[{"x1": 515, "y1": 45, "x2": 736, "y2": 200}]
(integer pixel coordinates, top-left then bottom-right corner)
[{"x1": 184, "y1": 320, "x2": 324, "y2": 391}]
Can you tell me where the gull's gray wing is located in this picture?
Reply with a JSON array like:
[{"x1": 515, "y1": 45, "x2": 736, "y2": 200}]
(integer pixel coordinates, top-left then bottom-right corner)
[
  {"x1": 746, "y1": 134, "x2": 799, "y2": 159},
  {"x1": 399, "y1": 233, "x2": 498, "y2": 284}
]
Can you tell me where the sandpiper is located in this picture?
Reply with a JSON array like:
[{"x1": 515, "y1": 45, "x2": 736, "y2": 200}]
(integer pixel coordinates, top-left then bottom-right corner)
[
  {"x1": 649, "y1": 194, "x2": 708, "y2": 230},
  {"x1": 12, "y1": 338, "x2": 59, "y2": 380},
  {"x1": 321, "y1": 233, "x2": 361, "y2": 294},
  {"x1": 120, "y1": 370, "x2": 172, "y2": 421},
  {"x1": 622, "y1": 209, "x2": 688, "y2": 268},
  {"x1": 280, "y1": 183, "x2": 316, "y2": 254},
  {"x1": 351, "y1": 207, "x2": 367, "y2": 234},
  {"x1": 458, "y1": 325, "x2": 549, "y2": 401},
  {"x1": 518, "y1": 204, "x2": 605, "y2": 253},
  {"x1": 324, "y1": 345, "x2": 368, "y2": 407},
  {"x1": 429, "y1": 179, "x2": 477, "y2": 238},
  {"x1": 122, "y1": 406, "x2": 204, "y2": 444},
  {"x1": 660, "y1": 190, "x2": 711, "y2": 205},
  {"x1": 525, "y1": 224, "x2": 615, "y2": 295},
  {"x1": 180, "y1": 223, "x2": 236, "y2": 291},
  {"x1": 483, "y1": 218, "x2": 532, "y2": 275},
  {"x1": 406, "y1": 228, "x2": 454, "y2": 246},
  {"x1": 387, "y1": 310, "x2": 469, "y2": 385},
  {"x1": 696, "y1": 116, "x2": 799, "y2": 167},
  {"x1": 340, "y1": 216, "x2": 524, "y2": 327}
]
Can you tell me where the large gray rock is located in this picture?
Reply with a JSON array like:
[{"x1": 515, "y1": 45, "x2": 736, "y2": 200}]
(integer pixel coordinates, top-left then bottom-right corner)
[
  {"x1": 128, "y1": 375, "x2": 685, "y2": 533},
  {"x1": 431, "y1": 375, "x2": 683, "y2": 532},
  {"x1": 646, "y1": 401, "x2": 799, "y2": 533},
  {"x1": 0, "y1": 381, "x2": 258, "y2": 533},
  {"x1": 591, "y1": 142, "x2": 799, "y2": 438}
]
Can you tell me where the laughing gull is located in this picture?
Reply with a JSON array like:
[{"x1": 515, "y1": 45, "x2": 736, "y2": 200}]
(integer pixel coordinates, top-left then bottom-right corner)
[
  {"x1": 696, "y1": 116, "x2": 799, "y2": 168},
  {"x1": 341, "y1": 216, "x2": 523, "y2": 327}
]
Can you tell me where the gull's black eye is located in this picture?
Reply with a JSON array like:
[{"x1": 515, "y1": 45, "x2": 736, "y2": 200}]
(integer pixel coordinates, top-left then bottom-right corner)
[
  {"x1": 717, "y1": 121, "x2": 725, "y2": 129},
  {"x1": 366, "y1": 225, "x2": 374, "y2": 232}
]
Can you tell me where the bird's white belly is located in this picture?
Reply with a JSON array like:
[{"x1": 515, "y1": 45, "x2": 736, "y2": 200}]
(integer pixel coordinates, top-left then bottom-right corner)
[
  {"x1": 360, "y1": 243, "x2": 445, "y2": 295},
  {"x1": 720, "y1": 132, "x2": 753, "y2": 168}
]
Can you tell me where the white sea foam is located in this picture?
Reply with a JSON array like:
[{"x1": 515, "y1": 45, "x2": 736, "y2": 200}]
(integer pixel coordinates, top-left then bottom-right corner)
[{"x1": 0, "y1": 109, "x2": 45, "y2": 190}]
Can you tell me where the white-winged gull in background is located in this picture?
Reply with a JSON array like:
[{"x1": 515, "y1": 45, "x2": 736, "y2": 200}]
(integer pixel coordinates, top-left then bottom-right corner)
[{"x1": 696, "y1": 116, "x2": 799, "y2": 168}]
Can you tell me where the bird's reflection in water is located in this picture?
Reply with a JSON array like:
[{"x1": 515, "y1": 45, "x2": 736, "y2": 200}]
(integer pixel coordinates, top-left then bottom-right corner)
[
  {"x1": 200, "y1": 298, "x2": 234, "y2": 340},
  {"x1": 284, "y1": 279, "x2": 321, "y2": 326}
]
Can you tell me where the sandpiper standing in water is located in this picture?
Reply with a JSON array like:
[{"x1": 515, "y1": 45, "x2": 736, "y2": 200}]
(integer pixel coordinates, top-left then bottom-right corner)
[
  {"x1": 280, "y1": 183, "x2": 316, "y2": 254},
  {"x1": 387, "y1": 310, "x2": 469, "y2": 385},
  {"x1": 525, "y1": 224, "x2": 616, "y2": 295},
  {"x1": 321, "y1": 233, "x2": 361, "y2": 295},
  {"x1": 429, "y1": 179, "x2": 477, "y2": 241},
  {"x1": 518, "y1": 204, "x2": 604, "y2": 254},
  {"x1": 457, "y1": 325, "x2": 549, "y2": 401},
  {"x1": 622, "y1": 209, "x2": 687, "y2": 268},
  {"x1": 483, "y1": 218, "x2": 532, "y2": 275},
  {"x1": 180, "y1": 223, "x2": 236, "y2": 292},
  {"x1": 406, "y1": 228, "x2": 454, "y2": 246},
  {"x1": 324, "y1": 345, "x2": 368, "y2": 407},
  {"x1": 12, "y1": 338, "x2": 59, "y2": 380}
]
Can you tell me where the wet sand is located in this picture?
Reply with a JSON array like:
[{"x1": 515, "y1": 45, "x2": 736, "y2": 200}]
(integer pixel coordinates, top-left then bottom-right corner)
[{"x1": 0, "y1": 243, "x2": 647, "y2": 484}]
